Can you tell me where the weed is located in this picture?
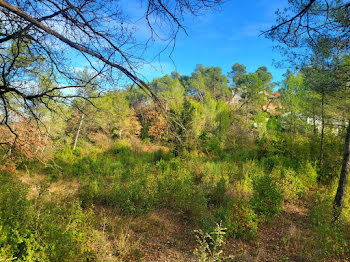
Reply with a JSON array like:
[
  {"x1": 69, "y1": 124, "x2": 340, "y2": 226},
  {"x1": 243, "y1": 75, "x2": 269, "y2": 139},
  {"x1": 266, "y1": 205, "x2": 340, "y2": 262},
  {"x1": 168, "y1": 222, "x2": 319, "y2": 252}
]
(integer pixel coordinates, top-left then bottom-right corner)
[{"x1": 194, "y1": 223, "x2": 231, "y2": 262}]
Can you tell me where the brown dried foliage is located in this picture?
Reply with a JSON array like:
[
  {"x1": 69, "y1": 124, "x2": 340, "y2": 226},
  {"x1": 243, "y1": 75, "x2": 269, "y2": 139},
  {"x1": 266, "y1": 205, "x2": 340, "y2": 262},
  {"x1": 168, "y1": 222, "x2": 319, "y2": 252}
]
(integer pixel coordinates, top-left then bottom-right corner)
[{"x1": 0, "y1": 119, "x2": 50, "y2": 171}]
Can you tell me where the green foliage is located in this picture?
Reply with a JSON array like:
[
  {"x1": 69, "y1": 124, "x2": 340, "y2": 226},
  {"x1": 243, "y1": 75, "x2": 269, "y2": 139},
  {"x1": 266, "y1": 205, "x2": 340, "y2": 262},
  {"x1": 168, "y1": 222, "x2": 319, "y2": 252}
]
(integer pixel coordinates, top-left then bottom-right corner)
[
  {"x1": 153, "y1": 149, "x2": 172, "y2": 163},
  {"x1": 251, "y1": 175, "x2": 284, "y2": 220},
  {"x1": 103, "y1": 180, "x2": 154, "y2": 215},
  {"x1": 172, "y1": 96, "x2": 197, "y2": 154},
  {"x1": 235, "y1": 161, "x2": 264, "y2": 195},
  {"x1": 93, "y1": 91, "x2": 135, "y2": 138},
  {"x1": 318, "y1": 134, "x2": 343, "y2": 183},
  {"x1": 255, "y1": 112, "x2": 268, "y2": 139},
  {"x1": 55, "y1": 144, "x2": 76, "y2": 165},
  {"x1": 271, "y1": 166, "x2": 307, "y2": 201},
  {"x1": 78, "y1": 180, "x2": 101, "y2": 207},
  {"x1": 230, "y1": 64, "x2": 273, "y2": 122},
  {"x1": 201, "y1": 134, "x2": 223, "y2": 155},
  {"x1": 308, "y1": 193, "x2": 349, "y2": 258},
  {"x1": 215, "y1": 197, "x2": 258, "y2": 240},
  {"x1": 266, "y1": 116, "x2": 282, "y2": 137},
  {"x1": 151, "y1": 75, "x2": 185, "y2": 112},
  {"x1": 156, "y1": 175, "x2": 208, "y2": 223},
  {"x1": 189, "y1": 65, "x2": 230, "y2": 101},
  {"x1": 1, "y1": 13, "x2": 350, "y2": 261},
  {"x1": 0, "y1": 173, "x2": 96, "y2": 261},
  {"x1": 207, "y1": 178, "x2": 229, "y2": 207},
  {"x1": 298, "y1": 161, "x2": 318, "y2": 188}
]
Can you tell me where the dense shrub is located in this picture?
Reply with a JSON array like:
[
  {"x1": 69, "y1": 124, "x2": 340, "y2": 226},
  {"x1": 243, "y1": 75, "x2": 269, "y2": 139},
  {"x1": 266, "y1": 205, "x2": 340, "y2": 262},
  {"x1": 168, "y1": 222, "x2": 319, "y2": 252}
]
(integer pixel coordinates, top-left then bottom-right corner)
[
  {"x1": 0, "y1": 173, "x2": 96, "y2": 261},
  {"x1": 251, "y1": 175, "x2": 284, "y2": 221},
  {"x1": 215, "y1": 197, "x2": 258, "y2": 240},
  {"x1": 156, "y1": 176, "x2": 208, "y2": 223},
  {"x1": 298, "y1": 161, "x2": 318, "y2": 187},
  {"x1": 308, "y1": 193, "x2": 349, "y2": 258},
  {"x1": 235, "y1": 161, "x2": 264, "y2": 196},
  {"x1": 207, "y1": 178, "x2": 229, "y2": 207},
  {"x1": 271, "y1": 167, "x2": 307, "y2": 201},
  {"x1": 153, "y1": 149, "x2": 172, "y2": 163},
  {"x1": 28, "y1": 139, "x2": 349, "y2": 261},
  {"x1": 104, "y1": 180, "x2": 154, "y2": 215},
  {"x1": 201, "y1": 135, "x2": 223, "y2": 155},
  {"x1": 78, "y1": 180, "x2": 102, "y2": 207}
]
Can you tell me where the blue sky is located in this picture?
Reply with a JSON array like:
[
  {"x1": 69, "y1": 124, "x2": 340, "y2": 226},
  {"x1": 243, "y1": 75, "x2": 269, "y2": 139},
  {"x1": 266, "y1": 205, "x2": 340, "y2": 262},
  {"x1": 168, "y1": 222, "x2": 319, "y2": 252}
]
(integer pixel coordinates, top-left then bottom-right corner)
[{"x1": 121, "y1": 0, "x2": 290, "y2": 86}]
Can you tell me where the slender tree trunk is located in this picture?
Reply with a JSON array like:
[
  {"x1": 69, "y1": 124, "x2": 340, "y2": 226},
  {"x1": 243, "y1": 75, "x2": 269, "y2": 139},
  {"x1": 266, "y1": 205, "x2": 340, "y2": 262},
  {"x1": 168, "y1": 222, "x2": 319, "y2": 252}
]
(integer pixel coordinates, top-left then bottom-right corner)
[
  {"x1": 319, "y1": 90, "x2": 325, "y2": 178},
  {"x1": 292, "y1": 112, "x2": 296, "y2": 144},
  {"x1": 333, "y1": 119, "x2": 350, "y2": 221},
  {"x1": 312, "y1": 106, "x2": 317, "y2": 135},
  {"x1": 246, "y1": 101, "x2": 249, "y2": 124},
  {"x1": 73, "y1": 113, "x2": 85, "y2": 150},
  {"x1": 293, "y1": 115, "x2": 296, "y2": 135}
]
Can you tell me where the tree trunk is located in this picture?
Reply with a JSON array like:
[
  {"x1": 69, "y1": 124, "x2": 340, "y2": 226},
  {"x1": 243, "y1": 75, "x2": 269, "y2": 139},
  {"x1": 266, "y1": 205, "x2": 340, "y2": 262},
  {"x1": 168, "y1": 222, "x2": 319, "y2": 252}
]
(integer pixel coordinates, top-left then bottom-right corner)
[
  {"x1": 333, "y1": 119, "x2": 350, "y2": 221},
  {"x1": 319, "y1": 91, "x2": 325, "y2": 178},
  {"x1": 312, "y1": 106, "x2": 317, "y2": 135},
  {"x1": 246, "y1": 101, "x2": 249, "y2": 124},
  {"x1": 73, "y1": 113, "x2": 85, "y2": 150},
  {"x1": 292, "y1": 112, "x2": 296, "y2": 144}
]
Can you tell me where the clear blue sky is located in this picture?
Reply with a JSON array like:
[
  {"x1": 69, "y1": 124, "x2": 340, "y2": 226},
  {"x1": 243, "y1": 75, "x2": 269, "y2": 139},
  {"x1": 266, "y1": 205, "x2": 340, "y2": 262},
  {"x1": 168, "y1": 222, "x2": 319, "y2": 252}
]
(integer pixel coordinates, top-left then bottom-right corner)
[{"x1": 121, "y1": 0, "x2": 289, "y2": 86}]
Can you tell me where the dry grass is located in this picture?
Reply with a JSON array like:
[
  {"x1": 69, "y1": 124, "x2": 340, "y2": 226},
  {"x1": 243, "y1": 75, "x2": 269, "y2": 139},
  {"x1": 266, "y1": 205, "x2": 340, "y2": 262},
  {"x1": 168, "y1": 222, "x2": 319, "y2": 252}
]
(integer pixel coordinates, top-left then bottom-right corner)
[
  {"x1": 93, "y1": 207, "x2": 196, "y2": 261},
  {"x1": 19, "y1": 172, "x2": 79, "y2": 200}
]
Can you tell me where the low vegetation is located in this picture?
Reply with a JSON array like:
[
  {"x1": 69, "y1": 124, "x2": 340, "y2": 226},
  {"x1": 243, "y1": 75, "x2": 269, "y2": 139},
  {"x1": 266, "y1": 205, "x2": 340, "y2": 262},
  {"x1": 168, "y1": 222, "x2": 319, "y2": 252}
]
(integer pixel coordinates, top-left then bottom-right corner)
[{"x1": 1, "y1": 126, "x2": 350, "y2": 260}]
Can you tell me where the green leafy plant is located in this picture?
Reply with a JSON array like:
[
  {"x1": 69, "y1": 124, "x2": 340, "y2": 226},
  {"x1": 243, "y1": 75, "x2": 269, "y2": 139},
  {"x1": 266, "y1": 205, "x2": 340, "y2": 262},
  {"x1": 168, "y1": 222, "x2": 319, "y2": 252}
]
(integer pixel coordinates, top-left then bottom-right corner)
[
  {"x1": 251, "y1": 175, "x2": 284, "y2": 221},
  {"x1": 215, "y1": 197, "x2": 258, "y2": 240},
  {"x1": 207, "y1": 178, "x2": 229, "y2": 207},
  {"x1": 308, "y1": 193, "x2": 348, "y2": 258},
  {"x1": 0, "y1": 173, "x2": 97, "y2": 261},
  {"x1": 193, "y1": 223, "x2": 231, "y2": 262}
]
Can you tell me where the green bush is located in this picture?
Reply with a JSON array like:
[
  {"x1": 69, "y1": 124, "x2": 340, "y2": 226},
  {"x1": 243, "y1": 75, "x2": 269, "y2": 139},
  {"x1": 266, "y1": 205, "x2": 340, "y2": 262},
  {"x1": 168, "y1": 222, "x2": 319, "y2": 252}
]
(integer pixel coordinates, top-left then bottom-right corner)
[
  {"x1": 156, "y1": 176, "x2": 208, "y2": 223},
  {"x1": 201, "y1": 134, "x2": 223, "y2": 155},
  {"x1": 35, "y1": 201, "x2": 96, "y2": 261},
  {"x1": 55, "y1": 144, "x2": 76, "y2": 165},
  {"x1": 271, "y1": 166, "x2": 307, "y2": 201},
  {"x1": 235, "y1": 161, "x2": 264, "y2": 196},
  {"x1": 153, "y1": 149, "x2": 172, "y2": 163},
  {"x1": 172, "y1": 183, "x2": 207, "y2": 220},
  {"x1": 102, "y1": 180, "x2": 154, "y2": 215},
  {"x1": 207, "y1": 178, "x2": 229, "y2": 207},
  {"x1": 251, "y1": 175, "x2": 284, "y2": 221},
  {"x1": 215, "y1": 197, "x2": 258, "y2": 240},
  {"x1": 308, "y1": 193, "x2": 348, "y2": 258},
  {"x1": 0, "y1": 173, "x2": 32, "y2": 260},
  {"x1": 78, "y1": 180, "x2": 102, "y2": 207},
  {"x1": 0, "y1": 173, "x2": 96, "y2": 261},
  {"x1": 71, "y1": 156, "x2": 93, "y2": 177},
  {"x1": 298, "y1": 161, "x2": 318, "y2": 187}
]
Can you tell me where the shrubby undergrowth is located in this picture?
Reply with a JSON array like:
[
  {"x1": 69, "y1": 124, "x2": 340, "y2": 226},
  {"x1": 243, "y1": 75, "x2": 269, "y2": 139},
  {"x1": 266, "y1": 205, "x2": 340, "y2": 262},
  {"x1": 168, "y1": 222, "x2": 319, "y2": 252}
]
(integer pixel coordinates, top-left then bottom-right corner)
[
  {"x1": 0, "y1": 173, "x2": 96, "y2": 261},
  {"x1": 1, "y1": 129, "x2": 349, "y2": 261},
  {"x1": 1, "y1": 110, "x2": 348, "y2": 261},
  {"x1": 46, "y1": 136, "x2": 322, "y2": 235}
]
